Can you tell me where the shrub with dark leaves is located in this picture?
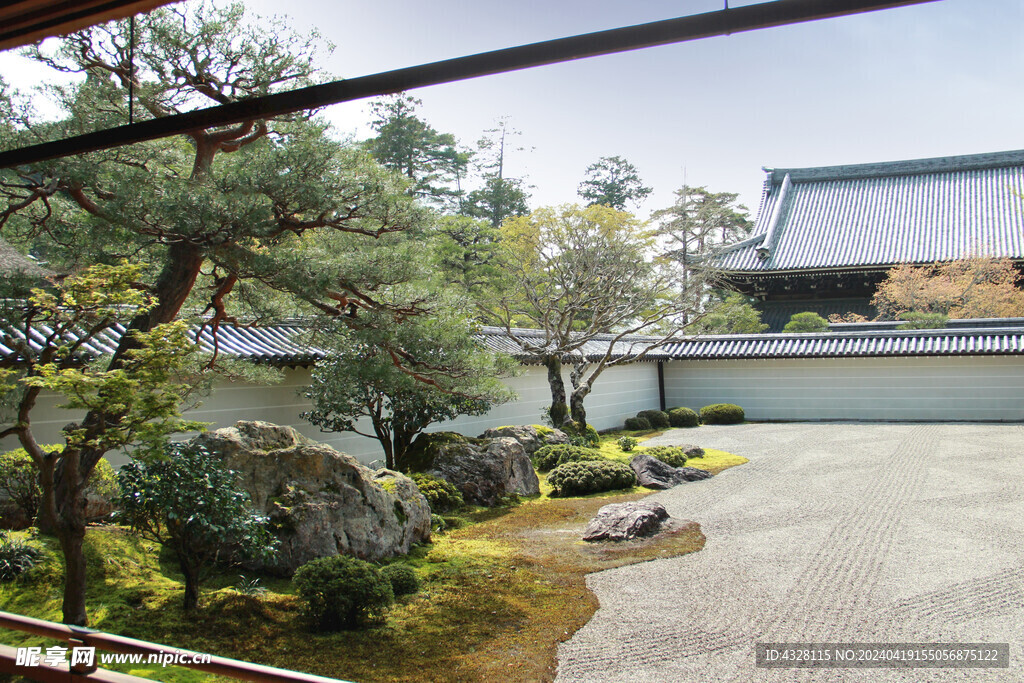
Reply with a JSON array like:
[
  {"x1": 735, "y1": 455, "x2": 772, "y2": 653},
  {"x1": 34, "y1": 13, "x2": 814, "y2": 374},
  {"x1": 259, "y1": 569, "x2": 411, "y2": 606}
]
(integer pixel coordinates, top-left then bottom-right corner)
[
  {"x1": 667, "y1": 407, "x2": 700, "y2": 428},
  {"x1": 636, "y1": 410, "x2": 671, "y2": 429},
  {"x1": 293, "y1": 555, "x2": 394, "y2": 630},
  {"x1": 622, "y1": 417, "x2": 651, "y2": 431},
  {"x1": 699, "y1": 403, "x2": 745, "y2": 425},
  {"x1": 381, "y1": 563, "x2": 420, "y2": 597}
]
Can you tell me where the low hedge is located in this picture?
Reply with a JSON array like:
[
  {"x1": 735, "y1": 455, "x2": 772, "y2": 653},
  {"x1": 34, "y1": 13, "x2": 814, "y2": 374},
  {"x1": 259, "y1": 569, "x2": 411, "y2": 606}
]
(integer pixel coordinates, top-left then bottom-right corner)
[
  {"x1": 546, "y1": 460, "x2": 637, "y2": 496},
  {"x1": 636, "y1": 410, "x2": 671, "y2": 429},
  {"x1": 533, "y1": 445, "x2": 604, "y2": 473},
  {"x1": 699, "y1": 403, "x2": 745, "y2": 425},
  {"x1": 623, "y1": 416, "x2": 651, "y2": 431},
  {"x1": 667, "y1": 407, "x2": 700, "y2": 428}
]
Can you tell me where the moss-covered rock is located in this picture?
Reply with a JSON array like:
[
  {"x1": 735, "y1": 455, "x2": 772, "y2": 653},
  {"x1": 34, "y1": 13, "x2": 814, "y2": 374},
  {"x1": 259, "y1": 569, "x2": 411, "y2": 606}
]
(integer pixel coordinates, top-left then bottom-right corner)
[
  {"x1": 409, "y1": 432, "x2": 539, "y2": 507},
  {"x1": 193, "y1": 421, "x2": 431, "y2": 575}
]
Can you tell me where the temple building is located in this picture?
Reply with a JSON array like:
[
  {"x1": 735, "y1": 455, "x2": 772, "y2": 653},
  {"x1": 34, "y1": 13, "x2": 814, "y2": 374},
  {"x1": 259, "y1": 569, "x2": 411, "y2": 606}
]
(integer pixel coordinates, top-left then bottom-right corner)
[{"x1": 713, "y1": 150, "x2": 1024, "y2": 330}]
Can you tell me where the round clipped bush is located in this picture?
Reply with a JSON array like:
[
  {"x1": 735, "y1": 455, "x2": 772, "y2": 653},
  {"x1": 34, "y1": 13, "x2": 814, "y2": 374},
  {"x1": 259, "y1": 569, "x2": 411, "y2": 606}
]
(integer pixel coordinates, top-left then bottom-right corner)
[
  {"x1": 533, "y1": 445, "x2": 604, "y2": 472},
  {"x1": 640, "y1": 446, "x2": 688, "y2": 468},
  {"x1": 617, "y1": 436, "x2": 638, "y2": 452},
  {"x1": 700, "y1": 403, "x2": 745, "y2": 425},
  {"x1": 410, "y1": 473, "x2": 464, "y2": 514},
  {"x1": 636, "y1": 410, "x2": 671, "y2": 430},
  {"x1": 667, "y1": 407, "x2": 700, "y2": 428},
  {"x1": 546, "y1": 460, "x2": 637, "y2": 496},
  {"x1": 622, "y1": 416, "x2": 651, "y2": 431},
  {"x1": 293, "y1": 555, "x2": 394, "y2": 630},
  {"x1": 380, "y1": 564, "x2": 420, "y2": 597}
]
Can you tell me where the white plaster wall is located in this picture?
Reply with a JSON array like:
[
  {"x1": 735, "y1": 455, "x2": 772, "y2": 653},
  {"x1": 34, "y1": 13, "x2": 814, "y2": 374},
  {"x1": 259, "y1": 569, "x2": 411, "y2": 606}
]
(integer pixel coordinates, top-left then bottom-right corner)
[
  {"x1": 1, "y1": 362, "x2": 662, "y2": 467},
  {"x1": 664, "y1": 356, "x2": 1024, "y2": 421}
]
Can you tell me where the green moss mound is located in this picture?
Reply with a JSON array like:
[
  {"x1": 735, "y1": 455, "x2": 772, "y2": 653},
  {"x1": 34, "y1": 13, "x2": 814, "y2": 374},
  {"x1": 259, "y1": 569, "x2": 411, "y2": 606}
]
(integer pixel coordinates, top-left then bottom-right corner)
[{"x1": 699, "y1": 403, "x2": 745, "y2": 425}]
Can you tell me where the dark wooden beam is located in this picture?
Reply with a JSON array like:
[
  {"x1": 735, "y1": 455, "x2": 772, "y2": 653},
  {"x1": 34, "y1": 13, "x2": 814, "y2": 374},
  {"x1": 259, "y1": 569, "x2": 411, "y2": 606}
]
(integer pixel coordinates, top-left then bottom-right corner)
[
  {"x1": 0, "y1": 0, "x2": 181, "y2": 52},
  {"x1": 0, "y1": 0, "x2": 942, "y2": 169}
]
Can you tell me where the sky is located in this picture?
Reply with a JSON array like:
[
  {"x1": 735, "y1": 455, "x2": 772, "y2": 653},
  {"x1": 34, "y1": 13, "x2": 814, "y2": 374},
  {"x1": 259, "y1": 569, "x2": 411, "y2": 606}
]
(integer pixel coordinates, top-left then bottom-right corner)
[{"x1": 3, "y1": 0, "x2": 1024, "y2": 220}]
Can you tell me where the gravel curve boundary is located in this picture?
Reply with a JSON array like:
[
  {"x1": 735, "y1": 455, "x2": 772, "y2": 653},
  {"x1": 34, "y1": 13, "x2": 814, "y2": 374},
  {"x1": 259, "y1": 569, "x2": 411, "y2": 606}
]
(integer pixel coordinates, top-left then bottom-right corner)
[{"x1": 556, "y1": 423, "x2": 1024, "y2": 682}]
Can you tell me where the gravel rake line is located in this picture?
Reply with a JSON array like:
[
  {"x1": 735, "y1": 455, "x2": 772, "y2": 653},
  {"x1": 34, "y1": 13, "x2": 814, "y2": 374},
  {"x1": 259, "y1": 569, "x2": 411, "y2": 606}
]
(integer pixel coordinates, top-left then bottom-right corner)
[
  {"x1": 559, "y1": 424, "x2": 1024, "y2": 683},
  {"x1": 884, "y1": 567, "x2": 1024, "y2": 625}
]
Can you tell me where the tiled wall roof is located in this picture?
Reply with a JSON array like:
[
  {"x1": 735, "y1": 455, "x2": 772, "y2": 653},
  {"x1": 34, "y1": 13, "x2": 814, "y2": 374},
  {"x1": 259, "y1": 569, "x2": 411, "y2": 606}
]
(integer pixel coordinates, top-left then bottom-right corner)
[{"x1": 6, "y1": 320, "x2": 1024, "y2": 366}]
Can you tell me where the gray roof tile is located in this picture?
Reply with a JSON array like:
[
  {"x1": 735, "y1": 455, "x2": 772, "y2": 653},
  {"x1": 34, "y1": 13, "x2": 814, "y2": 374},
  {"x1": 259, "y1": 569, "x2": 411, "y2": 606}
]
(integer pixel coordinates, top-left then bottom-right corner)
[
  {"x1": 716, "y1": 150, "x2": 1024, "y2": 273},
  {"x1": 4, "y1": 320, "x2": 1024, "y2": 367}
]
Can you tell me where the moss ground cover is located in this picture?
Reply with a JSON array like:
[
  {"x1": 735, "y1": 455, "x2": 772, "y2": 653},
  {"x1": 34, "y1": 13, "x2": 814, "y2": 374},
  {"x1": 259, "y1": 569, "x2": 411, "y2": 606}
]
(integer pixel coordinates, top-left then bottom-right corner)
[{"x1": 0, "y1": 434, "x2": 745, "y2": 682}]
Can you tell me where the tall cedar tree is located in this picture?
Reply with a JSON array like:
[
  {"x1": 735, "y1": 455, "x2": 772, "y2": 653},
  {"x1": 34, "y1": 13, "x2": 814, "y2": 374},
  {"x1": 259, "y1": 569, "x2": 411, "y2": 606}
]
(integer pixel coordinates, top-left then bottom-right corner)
[
  {"x1": 577, "y1": 155, "x2": 652, "y2": 211},
  {"x1": 365, "y1": 94, "x2": 470, "y2": 210},
  {"x1": 0, "y1": 3, "x2": 429, "y2": 625},
  {"x1": 464, "y1": 118, "x2": 530, "y2": 227}
]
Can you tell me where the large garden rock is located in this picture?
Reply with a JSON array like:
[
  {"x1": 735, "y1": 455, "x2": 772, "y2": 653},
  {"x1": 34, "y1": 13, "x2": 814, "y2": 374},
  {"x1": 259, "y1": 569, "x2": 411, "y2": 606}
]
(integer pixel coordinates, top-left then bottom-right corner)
[
  {"x1": 630, "y1": 453, "x2": 712, "y2": 489},
  {"x1": 677, "y1": 444, "x2": 706, "y2": 459},
  {"x1": 677, "y1": 466, "x2": 713, "y2": 482},
  {"x1": 407, "y1": 432, "x2": 540, "y2": 506},
  {"x1": 583, "y1": 501, "x2": 670, "y2": 542},
  {"x1": 191, "y1": 421, "x2": 431, "y2": 575},
  {"x1": 479, "y1": 425, "x2": 570, "y2": 455}
]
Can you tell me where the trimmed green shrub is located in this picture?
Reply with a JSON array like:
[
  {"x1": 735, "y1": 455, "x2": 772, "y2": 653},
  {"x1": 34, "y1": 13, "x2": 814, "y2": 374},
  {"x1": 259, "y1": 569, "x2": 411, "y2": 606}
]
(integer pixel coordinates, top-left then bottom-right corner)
[
  {"x1": 410, "y1": 473, "x2": 464, "y2": 514},
  {"x1": 640, "y1": 446, "x2": 688, "y2": 468},
  {"x1": 533, "y1": 445, "x2": 604, "y2": 472},
  {"x1": 381, "y1": 564, "x2": 420, "y2": 597},
  {"x1": 667, "y1": 407, "x2": 700, "y2": 428},
  {"x1": 617, "y1": 436, "x2": 638, "y2": 452},
  {"x1": 636, "y1": 410, "x2": 671, "y2": 429},
  {"x1": 293, "y1": 555, "x2": 394, "y2": 630},
  {"x1": 0, "y1": 534, "x2": 44, "y2": 581},
  {"x1": 623, "y1": 416, "x2": 651, "y2": 431},
  {"x1": 546, "y1": 460, "x2": 637, "y2": 496},
  {"x1": 700, "y1": 403, "x2": 745, "y2": 425}
]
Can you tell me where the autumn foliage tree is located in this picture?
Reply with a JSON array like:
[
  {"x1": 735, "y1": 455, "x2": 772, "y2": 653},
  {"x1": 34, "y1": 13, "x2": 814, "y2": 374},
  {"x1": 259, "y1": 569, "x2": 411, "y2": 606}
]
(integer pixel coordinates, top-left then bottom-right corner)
[{"x1": 872, "y1": 256, "x2": 1024, "y2": 321}]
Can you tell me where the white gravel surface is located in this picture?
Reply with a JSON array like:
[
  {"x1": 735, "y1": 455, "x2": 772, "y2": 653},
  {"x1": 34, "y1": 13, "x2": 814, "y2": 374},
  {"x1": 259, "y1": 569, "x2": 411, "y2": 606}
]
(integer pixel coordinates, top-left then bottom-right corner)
[{"x1": 556, "y1": 423, "x2": 1024, "y2": 682}]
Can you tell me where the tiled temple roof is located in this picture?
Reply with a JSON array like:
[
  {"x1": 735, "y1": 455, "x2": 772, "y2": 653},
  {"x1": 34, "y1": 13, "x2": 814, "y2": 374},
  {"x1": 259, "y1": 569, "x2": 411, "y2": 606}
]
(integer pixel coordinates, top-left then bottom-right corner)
[{"x1": 715, "y1": 150, "x2": 1024, "y2": 274}]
